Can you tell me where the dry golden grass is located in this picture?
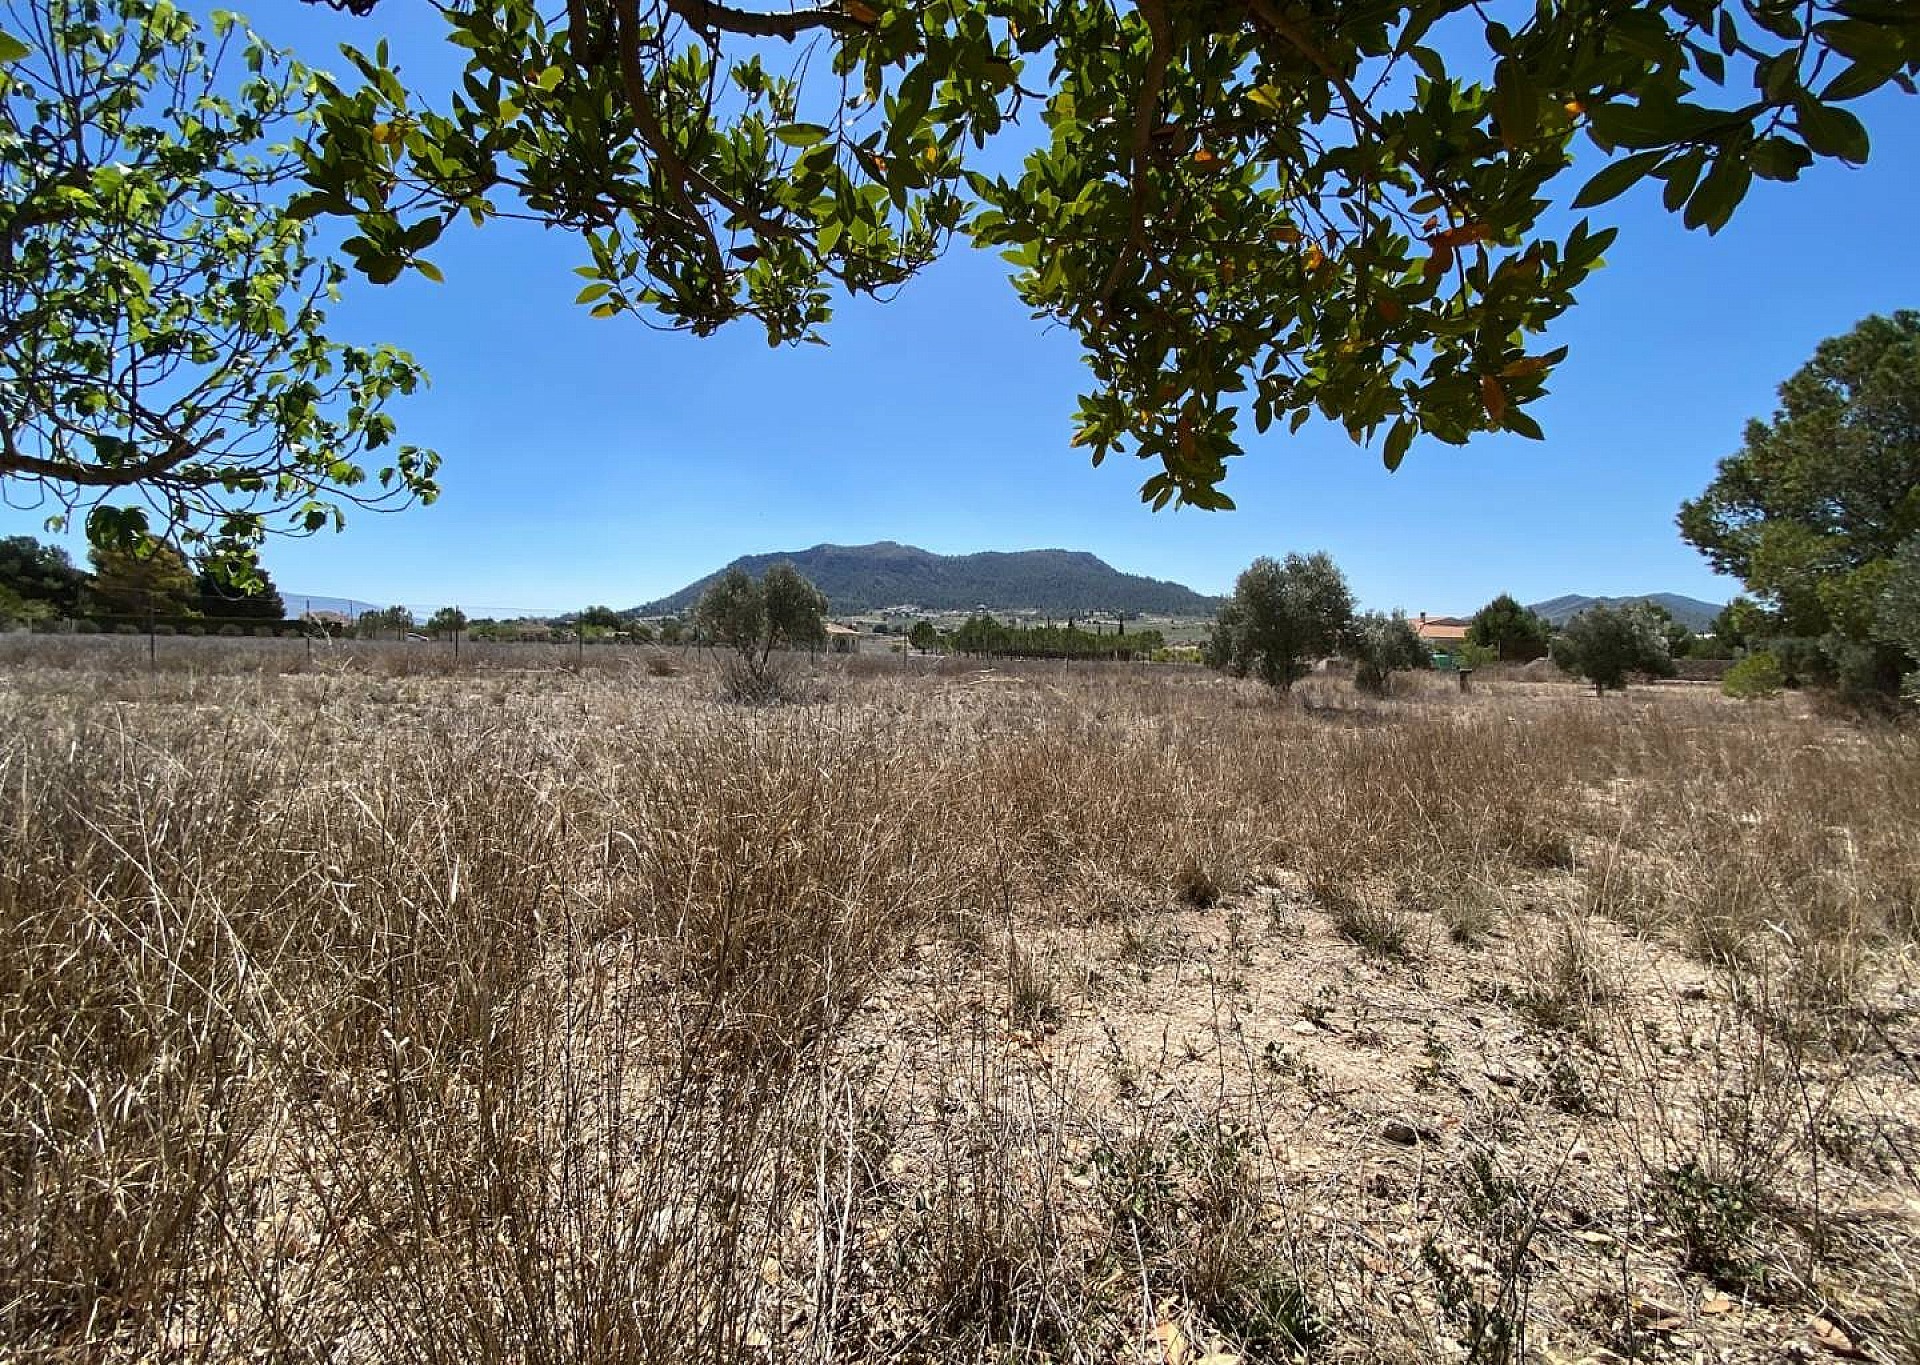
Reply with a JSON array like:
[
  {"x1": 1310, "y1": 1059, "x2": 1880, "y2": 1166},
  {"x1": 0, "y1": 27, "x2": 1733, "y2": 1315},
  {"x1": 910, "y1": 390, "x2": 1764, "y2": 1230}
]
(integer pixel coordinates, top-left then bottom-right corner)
[{"x1": 1, "y1": 645, "x2": 1916, "y2": 1363}]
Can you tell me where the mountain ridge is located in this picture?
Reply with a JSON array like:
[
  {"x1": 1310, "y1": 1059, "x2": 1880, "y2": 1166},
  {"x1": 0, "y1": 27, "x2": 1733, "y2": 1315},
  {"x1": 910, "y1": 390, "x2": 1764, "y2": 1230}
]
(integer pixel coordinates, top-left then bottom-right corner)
[
  {"x1": 1527, "y1": 592, "x2": 1723, "y2": 632},
  {"x1": 630, "y1": 541, "x2": 1222, "y2": 617}
]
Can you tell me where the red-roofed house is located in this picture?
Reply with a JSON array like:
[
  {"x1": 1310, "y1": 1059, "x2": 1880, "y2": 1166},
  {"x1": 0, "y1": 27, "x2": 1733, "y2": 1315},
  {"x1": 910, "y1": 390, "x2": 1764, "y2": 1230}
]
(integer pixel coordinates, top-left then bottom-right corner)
[{"x1": 1413, "y1": 613, "x2": 1471, "y2": 646}]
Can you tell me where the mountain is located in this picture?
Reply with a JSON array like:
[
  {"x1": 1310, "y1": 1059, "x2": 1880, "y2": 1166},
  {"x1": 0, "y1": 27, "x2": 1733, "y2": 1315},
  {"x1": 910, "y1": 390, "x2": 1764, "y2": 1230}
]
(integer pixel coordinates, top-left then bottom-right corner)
[
  {"x1": 631, "y1": 542, "x2": 1221, "y2": 617},
  {"x1": 1527, "y1": 593, "x2": 1723, "y2": 632}
]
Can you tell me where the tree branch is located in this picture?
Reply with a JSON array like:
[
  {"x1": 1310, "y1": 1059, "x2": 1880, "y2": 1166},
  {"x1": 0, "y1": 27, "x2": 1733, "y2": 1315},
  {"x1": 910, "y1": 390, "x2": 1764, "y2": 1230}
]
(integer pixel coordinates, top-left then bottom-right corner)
[
  {"x1": 613, "y1": 2, "x2": 733, "y2": 297},
  {"x1": 658, "y1": 0, "x2": 867, "y2": 40},
  {"x1": 1094, "y1": 0, "x2": 1171, "y2": 315}
]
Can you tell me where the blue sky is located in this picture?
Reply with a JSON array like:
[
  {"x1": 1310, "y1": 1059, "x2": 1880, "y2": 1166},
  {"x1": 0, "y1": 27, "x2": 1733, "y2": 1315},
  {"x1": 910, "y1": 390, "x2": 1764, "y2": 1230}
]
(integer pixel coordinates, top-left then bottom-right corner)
[{"x1": 6, "y1": 4, "x2": 1918, "y2": 616}]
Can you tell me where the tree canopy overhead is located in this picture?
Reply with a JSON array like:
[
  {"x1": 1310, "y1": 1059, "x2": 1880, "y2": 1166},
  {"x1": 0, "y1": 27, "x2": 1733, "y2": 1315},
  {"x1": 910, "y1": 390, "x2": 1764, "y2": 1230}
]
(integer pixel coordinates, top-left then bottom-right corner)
[
  {"x1": 294, "y1": 0, "x2": 1917, "y2": 507},
  {"x1": 0, "y1": 0, "x2": 438, "y2": 573}
]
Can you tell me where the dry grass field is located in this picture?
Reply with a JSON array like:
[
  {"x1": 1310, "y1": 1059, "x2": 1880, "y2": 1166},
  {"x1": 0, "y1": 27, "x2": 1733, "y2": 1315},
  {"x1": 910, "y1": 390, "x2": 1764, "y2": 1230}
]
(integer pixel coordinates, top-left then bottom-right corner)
[{"x1": 2, "y1": 641, "x2": 1917, "y2": 1364}]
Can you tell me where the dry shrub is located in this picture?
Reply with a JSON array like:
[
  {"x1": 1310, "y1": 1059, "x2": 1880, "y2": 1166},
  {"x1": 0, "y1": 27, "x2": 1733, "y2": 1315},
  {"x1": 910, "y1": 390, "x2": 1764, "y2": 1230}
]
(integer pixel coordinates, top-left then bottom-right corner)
[{"x1": 1512, "y1": 914, "x2": 1615, "y2": 1035}]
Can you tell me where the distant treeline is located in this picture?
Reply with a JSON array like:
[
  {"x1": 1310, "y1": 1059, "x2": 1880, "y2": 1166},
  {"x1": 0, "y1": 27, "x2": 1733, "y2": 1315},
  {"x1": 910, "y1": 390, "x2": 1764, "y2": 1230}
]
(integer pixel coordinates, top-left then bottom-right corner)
[{"x1": 947, "y1": 614, "x2": 1165, "y2": 660}]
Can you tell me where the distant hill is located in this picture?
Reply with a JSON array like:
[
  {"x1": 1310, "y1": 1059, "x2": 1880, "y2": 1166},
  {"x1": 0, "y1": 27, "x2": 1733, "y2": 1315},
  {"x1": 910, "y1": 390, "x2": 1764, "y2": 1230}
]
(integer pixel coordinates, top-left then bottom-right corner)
[
  {"x1": 1528, "y1": 593, "x2": 1723, "y2": 632},
  {"x1": 632, "y1": 542, "x2": 1221, "y2": 617}
]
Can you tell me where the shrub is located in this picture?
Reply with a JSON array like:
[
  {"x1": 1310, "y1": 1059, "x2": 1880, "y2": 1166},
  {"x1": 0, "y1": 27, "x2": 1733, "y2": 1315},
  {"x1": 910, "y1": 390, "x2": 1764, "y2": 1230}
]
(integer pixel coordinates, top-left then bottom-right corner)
[
  {"x1": 1763, "y1": 635, "x2": 1831, "y2": 688},
  {"x1": 1722, "y1": 651, "x2": 1784, "y2": 700},
  {"x1": 217, "y1": 623, "x2": 245, "y2": 637},
  {"x1": 151, "y1": 623, "x2": 176, "y2": 636},
  {"x1": 1549, "y1": 604, "x2": 1675, "y2": 693},
  {"x1": 1346, "y1": 611, "x2": 1430, "y2": 695}
]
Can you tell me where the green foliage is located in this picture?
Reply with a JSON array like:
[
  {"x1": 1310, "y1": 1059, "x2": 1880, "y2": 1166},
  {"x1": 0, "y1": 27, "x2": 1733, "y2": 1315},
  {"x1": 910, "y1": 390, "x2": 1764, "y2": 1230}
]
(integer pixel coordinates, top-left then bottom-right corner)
[
  {"x1": 357, "y1": 605, "x2": 416, "y2": 639},
  {"x1": 1208, "y1": 553, "x2": 1353, "y2": 692},
  {"x1": 0, "y1": 583, "x2": 53, "y2": 629},
  {"x1": 426, "y1": 606, "x2": 468, "y2": 638},
  {"x1": 1549, "y1": 603, "x2": 1675, "y2": 692},
  {"x1": 84, "y1": 542, "x2": 198, "y2": 621},
  {"x1": 1639, "y1": 601, "x2": 1697, "y2": 659},
  {"x1": 1453, "y1": 640, "x2": 1499, "y2": 670},
  {"x1": 1347, "y1": 611, "x2": 1430, "y2": 695},
  {"x1": 908, "y1": 620, "x2": 939, "y2": 652},
  {"x1": 1762, "y1": 635, "x2": 1832, "y2": 688},
  {"x1": 949, "y1": 614, "x2": 1163, "y2": 659},
  {"x1": 1721, "y1": 651, "x2": 1784, "y2": 700},
  {"x1": 1710, "y1": 596, "x2": 1775, "y2": 651},
  {"x1": 1679, "y1": 313, "x2": 1920, "y2": 689},
  {"x1": 762, "y1": 563, "x2": 829, "y2": 653},
  {"x1": 1, "y1": 0, "x2": 438, "y2": 569},
  {"x1": 0, "y1": 536, "x2": 86, "y2": 617},
  {"x1": 693, "y1": 562, "x2": 828, "y2": 674},
  {"x1": 1878, "y1": 534, "x2": 1920, "y2": 698},
  {"x1": 576, "y1": 604, "x2": 626, "y2": 631},
  {"x1": 300, "y1": 0, "x2": 1918, "y2": 508},
  {"x1": 1467, "y1": 593, "x2": 1550, "y2": 661},
  {"x1": 1657, "y1": 1161, "x2": 1762, "y2": 1288},
  {"x1": 197, "y1": 564, "x2": 286, "y2": 623}
]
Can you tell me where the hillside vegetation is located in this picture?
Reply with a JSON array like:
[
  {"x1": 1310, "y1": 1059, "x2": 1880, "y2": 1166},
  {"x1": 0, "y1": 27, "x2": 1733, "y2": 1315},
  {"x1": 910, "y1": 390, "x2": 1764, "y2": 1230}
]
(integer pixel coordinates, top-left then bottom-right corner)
[
  {"x1": 1, "y1": 647, "x2": 1915, "y2": 1363},
  {"x1": 633, "y1": 542, "x2": 1221, "y2": 616}
]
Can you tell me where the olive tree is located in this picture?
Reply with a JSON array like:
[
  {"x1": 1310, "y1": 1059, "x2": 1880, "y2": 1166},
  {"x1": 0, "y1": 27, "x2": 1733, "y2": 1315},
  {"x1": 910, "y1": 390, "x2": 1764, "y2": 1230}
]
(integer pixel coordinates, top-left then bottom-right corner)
[
  {"x1": 1347, "y1": 611, "x2": 1431, "y2": 695},
  {"x1": 1550, "y1": 603, "x2": 1676, "y2": 694},
  {"x1": 693, "y1": 562, "x2": 828, "y2": 695},
  {"x1": 1207, "y1": 552, "x2": 1353, "y2": 692},
  {"x1": 0, "y1": 0, "x2": 438, "y2": 578}
]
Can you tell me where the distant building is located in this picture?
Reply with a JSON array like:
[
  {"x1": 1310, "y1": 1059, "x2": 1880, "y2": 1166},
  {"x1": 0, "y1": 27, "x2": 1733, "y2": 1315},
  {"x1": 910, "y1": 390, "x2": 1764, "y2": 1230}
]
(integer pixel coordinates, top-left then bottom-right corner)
[
  {"x1": 825, "y1": 622, "x2": 862, "y2": 654},
  {"x1": 1413, "y1": 613, "x2": 1471, "y2": 646}
]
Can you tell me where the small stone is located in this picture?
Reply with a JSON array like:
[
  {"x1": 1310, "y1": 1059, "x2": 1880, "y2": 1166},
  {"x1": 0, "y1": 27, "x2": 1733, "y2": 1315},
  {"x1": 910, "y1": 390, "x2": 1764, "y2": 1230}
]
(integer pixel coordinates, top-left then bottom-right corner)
[
  {"x1": 1290, "y1": 1019, "x2": 1319, "y2": 1035},
  {"x1": 1381, "y1": 1119, "x2": 1438, "y2": 1146}
]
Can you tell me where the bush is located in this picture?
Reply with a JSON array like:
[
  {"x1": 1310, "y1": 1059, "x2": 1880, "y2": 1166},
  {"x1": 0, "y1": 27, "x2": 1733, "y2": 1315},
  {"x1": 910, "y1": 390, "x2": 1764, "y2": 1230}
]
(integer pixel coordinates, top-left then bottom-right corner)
[
  {"x1": 184, "y1": 624, "x2": 206, "y2": 637},
  {"x1": 217, "y1": 623, "x2": 245, "y2": 637},
  {"x1": 718, "y1": 656, "x2": 803, "y2": 705},
  {"x1": 1347, "y1": 611, "x2": 1429, "y2": 695},
  {"x1": 72, "y1": 619, "x2": 99, "y2": 635},
  {"x1": 1722, "y1": 652, "x2": 1784, "y2": 700},
  {"x1": 151, "y1": 624, "x2": 176, "y2": 637},
  {"x1": 1549, "y1": 604, "x2": 1675, "y2": 692},
  {"x1": 1762, "y1": 636, "x2": 1830, "y2": 688}
]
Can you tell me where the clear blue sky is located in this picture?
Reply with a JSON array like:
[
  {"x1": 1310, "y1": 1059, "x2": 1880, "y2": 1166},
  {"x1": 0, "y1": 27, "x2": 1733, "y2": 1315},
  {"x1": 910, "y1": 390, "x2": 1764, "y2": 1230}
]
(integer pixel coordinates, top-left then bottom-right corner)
[{"x1": 6, "y1": 3, "x2": 1918, "y2": 616}]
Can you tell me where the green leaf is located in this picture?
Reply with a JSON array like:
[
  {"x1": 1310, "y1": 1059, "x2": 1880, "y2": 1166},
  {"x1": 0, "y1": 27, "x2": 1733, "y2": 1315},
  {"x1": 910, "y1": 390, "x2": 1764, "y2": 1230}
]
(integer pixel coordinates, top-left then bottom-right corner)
[
  {"x1": 1795, "y1": 99, "x2": 1871, "y2": 161},
  {"x1": 1823, "y1": 56, "x2": 1899, "y2": 102},
  {"x1": 1572, "y1": 150, "x2": 1663, "y2": 208},
  {"x1": 775, "y1": 122, "x2": 830, "y2": 147},
  {"x1": 0, "y1": 29, "x2": 29, "y2": 63},
  {"x1": 1684, "y1": 156, "x2": 1752, "y2": 233},
  {"x1": 1488, "y1": 58, "x2": 1538, "y2": 147},
  {"x1": 413, "y1": 259, "x2": 444, "y2": 283},
  {"x1": 1382, "y1": 416, "x2": 1414, "y2": 471}
]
